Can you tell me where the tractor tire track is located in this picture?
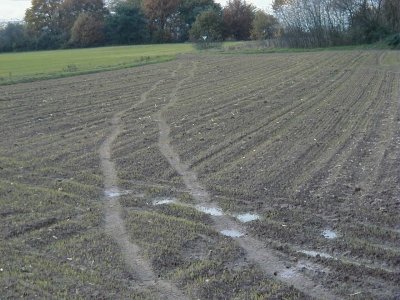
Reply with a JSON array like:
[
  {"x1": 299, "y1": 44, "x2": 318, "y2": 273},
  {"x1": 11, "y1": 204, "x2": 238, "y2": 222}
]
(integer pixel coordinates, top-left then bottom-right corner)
[
  {"x1": 99, "y1": 67, "x2": 187, "y2": 300},
  {"x1": 155, "y1": 61, "x2": 210, "y2": 201},
  {"x1": 155, "y1": 60, "x2": 340, "y2": 300}
]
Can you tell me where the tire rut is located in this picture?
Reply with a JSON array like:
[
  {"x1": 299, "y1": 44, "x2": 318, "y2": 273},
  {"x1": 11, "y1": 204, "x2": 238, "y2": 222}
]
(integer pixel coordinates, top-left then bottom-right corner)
[
  {"x1": 99, "y1": 67, "x2": 187, "y2": 300},
  {"x1": 155, "y1": 60, "x2": 340, "y2": 300}
]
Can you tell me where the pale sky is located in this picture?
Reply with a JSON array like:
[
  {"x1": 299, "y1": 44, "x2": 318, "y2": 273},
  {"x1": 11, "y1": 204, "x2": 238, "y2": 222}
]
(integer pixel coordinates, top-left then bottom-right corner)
[
  {"x1": 0, "y1": 0, "x2": 273, "y2": 21},
  {"x1": 216, "y1": 0, "x2": 273, "y2": 12},
  {"x1": 0, "y1": 0, "x2": 31, "y2": 21}
]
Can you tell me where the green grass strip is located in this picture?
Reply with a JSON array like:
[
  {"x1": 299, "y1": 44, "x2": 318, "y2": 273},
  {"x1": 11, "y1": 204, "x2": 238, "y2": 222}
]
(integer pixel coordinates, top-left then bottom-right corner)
[{"x1": 0, "y1": 43, "x2": 195, "y2": 85}]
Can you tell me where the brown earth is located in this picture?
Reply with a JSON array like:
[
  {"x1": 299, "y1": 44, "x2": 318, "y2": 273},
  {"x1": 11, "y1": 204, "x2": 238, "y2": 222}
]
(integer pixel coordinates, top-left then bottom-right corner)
[
  {"x1": 99, "y1": 65, "x2": 186, "y2": 299},
  {"x1": 1, "y1": 50, "x2": 399, "y2": 299}
]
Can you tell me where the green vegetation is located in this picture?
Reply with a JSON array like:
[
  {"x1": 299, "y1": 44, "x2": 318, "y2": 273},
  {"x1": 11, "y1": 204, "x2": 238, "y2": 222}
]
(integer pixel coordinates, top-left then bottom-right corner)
[
  {"x1": 4, "y1": 38, "x2": 388, "y2": 86},
  {"x1": 189, "y1": 10, "x2": 223, "y2": 49},
  {"x1": 0, "y1": 43, "x2": 194, "y2": 84},
  {"x1": 1, "y1": 0, "x2": 399, "y2": 56},
  {"x1": 219, "y1": 41, "x2": 391, "y2": 55}
]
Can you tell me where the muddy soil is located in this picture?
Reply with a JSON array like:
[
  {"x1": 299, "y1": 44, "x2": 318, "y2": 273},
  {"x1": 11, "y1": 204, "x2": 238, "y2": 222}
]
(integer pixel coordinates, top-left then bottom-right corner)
[
  {"x1": 162, "y1": 51, "x2": 400, "y2": 299},
  {"x1": 1, "y1": 50, "x2": 399, "y2": 299}
]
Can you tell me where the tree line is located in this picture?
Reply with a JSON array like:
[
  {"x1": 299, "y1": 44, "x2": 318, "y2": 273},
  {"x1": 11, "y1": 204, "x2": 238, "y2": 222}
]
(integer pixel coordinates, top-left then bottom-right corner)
[
  {"x1": 0, "y1": 0, "x2": 279, "y2": 52},
  {"x1": 272, "y1": 0, "x2": 400, "y2": 47},
  {"x1": 0, "y1": 0, "x2": 398, "y2": 52}
]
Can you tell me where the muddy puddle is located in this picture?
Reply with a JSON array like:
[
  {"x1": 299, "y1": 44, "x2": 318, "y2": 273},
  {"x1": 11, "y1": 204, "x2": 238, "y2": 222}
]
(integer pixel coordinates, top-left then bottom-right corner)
[
  {"x1": 299, "y1": 250, "x2": 333, "y2": 259},
  {"x1": 195, "y1": 205, "x2": 224, "y2": 216},
  {"x1": 220, "y1": 229, "x2": 244, "y2": 237},
  {"x1": 279, "y1": 268, "x2": 296, "y2": 279},
  {"x1": 152, "y1": 197, "x2": 178, "y2": 206},
  {"x1": 235, "y1": 213, "x2": 260, "y2": 223},
  {"x1": 104, "y1": 188, "x2": 131, "y2": 198},
  {"x1": 150, "y1": 197, "x2": 261, "y2": 225},
  {"x1": 151, "y1": 198, "x2": 258, "y2": 239},
  {"x1": 322, "y1": 229, "x2": 338, "y2": 239}
]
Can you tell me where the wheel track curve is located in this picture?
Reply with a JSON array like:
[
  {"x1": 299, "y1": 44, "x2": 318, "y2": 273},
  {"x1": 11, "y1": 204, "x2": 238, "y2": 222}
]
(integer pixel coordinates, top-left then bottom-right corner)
[
  {"x1": 99, "y1": 65, "x2": 187, "y2": 300},
  {"x1": 155, "y1": 59, "x2": 340, "y2": 300}
]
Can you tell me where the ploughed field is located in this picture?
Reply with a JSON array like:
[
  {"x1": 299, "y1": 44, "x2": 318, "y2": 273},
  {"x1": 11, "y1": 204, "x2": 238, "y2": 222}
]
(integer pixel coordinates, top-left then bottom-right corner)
[{"x1": 1, "y1": 50, "x2": 399, "y2": 299}]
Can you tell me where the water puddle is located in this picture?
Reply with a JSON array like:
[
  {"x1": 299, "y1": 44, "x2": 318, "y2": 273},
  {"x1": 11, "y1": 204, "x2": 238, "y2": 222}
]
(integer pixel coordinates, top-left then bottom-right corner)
[
  {"x1": 134, "y1": 193, "x2": 146, "y2": 198},
  {"x1": 322, "y1": 229, "x2": 338, "y2": 239},
  {"x1": 195, "y1": 205, "x2": 224, "y2": 216},
  {"x1": 279, "y1": 269, "x2": 296, "y2": 279},
  {"x1": 299, "y1": 250, "x2": 333, "y2": 259},
  {"x1": 104, "y1": 188, "x2": 132, "y2": 198},
  {"x1": 105, "y1": 188, "x2": 132, "y2": 198},
  {"x1": 220, "y1": 229, "x2": 244, "y2": 238},
  {"x1": 235, "y1": 213, "x2": 260, "y2": 223},
  {"x1": 105, "y1": 189, "x2": 120, "y2": 198},
  {"x1": 153, "y1": 197, "x2": 177, "y2": 206}
]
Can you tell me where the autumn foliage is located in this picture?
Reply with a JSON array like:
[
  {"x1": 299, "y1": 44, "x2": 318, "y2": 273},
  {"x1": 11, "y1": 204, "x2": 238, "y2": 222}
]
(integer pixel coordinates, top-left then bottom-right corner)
[{"x1": 0, "y1": 0, "x2": 399, "y2": 52}]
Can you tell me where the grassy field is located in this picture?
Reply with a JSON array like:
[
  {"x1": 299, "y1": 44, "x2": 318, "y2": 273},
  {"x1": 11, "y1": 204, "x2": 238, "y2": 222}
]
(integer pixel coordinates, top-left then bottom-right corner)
[
  {"x1": 0, "y1": 43, "x2": 194, "y2": 84},
  {"x1": 1, "y1": 50, "x2": 399, "y2": 299},
  {"x1": 0, "y1": 42, "x2": 377, "y2": 85}
]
